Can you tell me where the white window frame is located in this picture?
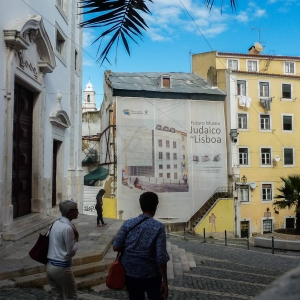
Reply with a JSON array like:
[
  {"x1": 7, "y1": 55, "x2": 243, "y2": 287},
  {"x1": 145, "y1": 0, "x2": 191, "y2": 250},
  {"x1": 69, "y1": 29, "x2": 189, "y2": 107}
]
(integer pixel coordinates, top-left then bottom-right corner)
[
  {"x1": 247, "y1": 60, "x2": 259, "y2": 72},
  {"x1": 260, "y1": 182, "x2": 274, "y2": 202},
  {"x1": 258, "y1": 81, "x2": 270, "y2": 98},
  {"x1": 237, "y1": 79, "x2": 247, "y2": 96},
  {"x1": 159, "y1": 164, "x2": 163, "y2": 169},
  {"x1": 284, "y1": 61, "x2": 296, "y2": 75},
  {"x1": 159, "y1": 173, "x2": 163, "y2": 178},
  {"x1": 261, "y1": 217, "x2": 274, "y2": 234},
  {"x1": 174, "y1": 172, "x2": 178, "y2": 180},
  {"x1": 260, "y1": 147, "x2": 272, "y2": 167},
  {"x1": 237, "y1": 113, "x2": 248, "y2": 130},
  {"x1": 166, "y1": 164, "x2": 171, "y2": 169},
  {"x1": 227, "y1": 59, "x2": 239, "y2": 70},
  {"x1": 158, "y1": 152, "x2": 163, "y2": 159},
  {"x1": 166, "y1": 152, "x2": 170, "y2": 160},
  {"x1": 166, "y1": 140, "x2": 170, "y2": 148},
  {"x1": 239, "y1": 147, "x2": 250, "y2": 167},
  {"x1": 173, "y1": 153, "x2": 177, "y2": 160},
  {"x1": 281, "y1": 82, "x2": 293, "y2": 101},
  {"x1": 56, "y1": 0, "x2": 68, "y2": 23},
  {"x1": 283, "y1": 147, "x2": 295, "y2": 167},
  {"x1": 173, "y1": 141, "x2": 177, "y2": 148},
  {"x1": 55, "y1": 23, "x2": 67, "y2": 65},
  {"x1": 281, "y1": 113, "x2": 294, "y2": 132},
  {"x1": 239, "y1": 186, "x2": 250, "y2": 203},
  {"x1": 259, "y1": 113, "x2": 272, "y2": 132},
  {"x1": 161, "y1": 75, "x2": 172, "y2": 89},
  {"x1": 158, "y1": 139, "x2": 162, "y2": 147}
]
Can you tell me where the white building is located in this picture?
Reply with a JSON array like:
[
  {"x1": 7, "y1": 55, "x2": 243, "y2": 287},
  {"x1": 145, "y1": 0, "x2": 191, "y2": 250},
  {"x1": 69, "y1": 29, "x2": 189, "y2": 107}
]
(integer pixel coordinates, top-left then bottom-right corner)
[
  {"x1": 100, "y1": 72, "x2": 227, "y2": 223},
  {"x1": 0, "y1": 0, "x2": 83, "y2": 236},
  {"x1": 82, "y1": 80, "x2": 97, "y2": 113}
]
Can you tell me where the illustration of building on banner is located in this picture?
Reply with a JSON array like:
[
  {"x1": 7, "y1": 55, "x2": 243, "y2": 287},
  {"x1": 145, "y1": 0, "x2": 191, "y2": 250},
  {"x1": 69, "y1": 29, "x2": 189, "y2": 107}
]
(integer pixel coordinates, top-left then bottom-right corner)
[{"x1": 122, "y1": 124, "x2": 189, "y2": 193}]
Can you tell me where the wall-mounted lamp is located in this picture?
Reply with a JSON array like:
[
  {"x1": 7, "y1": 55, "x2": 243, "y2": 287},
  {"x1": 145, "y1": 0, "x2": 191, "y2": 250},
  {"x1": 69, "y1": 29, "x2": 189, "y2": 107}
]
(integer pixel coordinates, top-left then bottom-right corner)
[
  {"x1": 241, "y1": 175, "x2": 247, "y2": 183},
  {"x1": 229, "y1": 129, "x2": 239, "y2": 143}
]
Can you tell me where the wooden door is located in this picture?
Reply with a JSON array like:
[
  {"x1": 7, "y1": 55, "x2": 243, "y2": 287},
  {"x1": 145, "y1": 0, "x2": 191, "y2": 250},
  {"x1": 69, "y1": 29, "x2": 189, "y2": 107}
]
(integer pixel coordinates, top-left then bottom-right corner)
[
  {"x1": 52, "y1": 141, "x2": 58, "y2": 207},
  {"x1": 240, "y1": 221, "x2": 249, "y2": 238},
  {"x1": 12, "y1": 84, "x2": 33, "y2": 218}
]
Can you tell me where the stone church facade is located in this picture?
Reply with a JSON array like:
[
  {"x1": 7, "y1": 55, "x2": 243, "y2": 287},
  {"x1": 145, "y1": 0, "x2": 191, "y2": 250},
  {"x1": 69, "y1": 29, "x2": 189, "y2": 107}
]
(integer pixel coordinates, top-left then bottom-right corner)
[{"x1": 0, "y1": 0, "x2": 83, "y2": 233}]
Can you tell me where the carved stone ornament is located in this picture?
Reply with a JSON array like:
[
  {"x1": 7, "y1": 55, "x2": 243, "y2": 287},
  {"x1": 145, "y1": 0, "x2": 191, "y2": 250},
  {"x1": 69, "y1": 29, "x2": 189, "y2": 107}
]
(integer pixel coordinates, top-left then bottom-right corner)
[
  {"x1": 50, "y1": 110, "x2": 71, "y2": 129},
  {"x1": 18, "y1": 51, "x2": 38, "y2": 79},
  {"x1": 50, "y1": 90, "x2": 71, "y2": 129},
  {"x1": 3, "y1": 15, "x2": 56, "y2": 74}
]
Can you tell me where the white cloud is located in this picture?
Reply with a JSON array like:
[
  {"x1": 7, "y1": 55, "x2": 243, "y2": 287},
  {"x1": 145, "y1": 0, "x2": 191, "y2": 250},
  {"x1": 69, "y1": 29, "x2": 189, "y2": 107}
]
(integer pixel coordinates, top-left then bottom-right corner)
[
  {"x1": 83, "y1": 30, "x2": 96, "y2": 48},
  {"x1": 141, "y1": 0, "x2": 267, "y2": 42},
  {"x1": 82, "y1": 59, "x2": 95, "y2": 66},
  {"x1": 236, "y1": 12, "x2": 249, "y2": 23},
  {"x1": 255, "y1": 9, "x2": 266, "y2": 17}
]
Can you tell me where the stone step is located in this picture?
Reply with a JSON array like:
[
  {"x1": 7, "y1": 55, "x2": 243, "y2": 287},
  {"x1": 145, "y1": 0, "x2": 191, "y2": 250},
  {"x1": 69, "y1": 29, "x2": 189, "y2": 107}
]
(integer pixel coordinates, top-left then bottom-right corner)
[
  {"x1": 2, "y1": 216, "x2": 57, "y2": 241},
  {"x1": 186, "y1": 252, "x2": 197, "y2": 268},
  {"x1": 0, "y1": 247, "x2": 114, "y2": 282},
  {"x1": 2, "y1": 260, "x2": 113, "y2": 288},
  {"x1": 76, "y1": 271, "x2": 107, "y2": 289},
  {"x1": 5, "y1": 213, "x2": 43, "y2": 232}
]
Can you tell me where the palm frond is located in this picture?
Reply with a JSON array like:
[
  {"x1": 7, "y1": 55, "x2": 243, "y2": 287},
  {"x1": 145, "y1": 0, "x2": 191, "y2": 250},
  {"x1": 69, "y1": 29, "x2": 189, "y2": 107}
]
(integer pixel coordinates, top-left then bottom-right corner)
[
  {"x1": 80, "y1": 0, "x2": 239, "y2": 65},
  {"x1": 205, "y1": 0, "x2": 238, "y2": 12},
  {"x1": 273, "y1": 174, "x2": 300, "y2": 211},
  {"x1": 79, "y1": 0, "x2": 152, "y2": 65}
]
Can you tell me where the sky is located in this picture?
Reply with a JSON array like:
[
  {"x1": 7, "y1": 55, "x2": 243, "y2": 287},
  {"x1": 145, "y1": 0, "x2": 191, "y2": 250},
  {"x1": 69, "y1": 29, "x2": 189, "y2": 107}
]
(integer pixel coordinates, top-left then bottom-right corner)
[{"x1": 82, "y1": 0, "x2": 300, "y2": 108}]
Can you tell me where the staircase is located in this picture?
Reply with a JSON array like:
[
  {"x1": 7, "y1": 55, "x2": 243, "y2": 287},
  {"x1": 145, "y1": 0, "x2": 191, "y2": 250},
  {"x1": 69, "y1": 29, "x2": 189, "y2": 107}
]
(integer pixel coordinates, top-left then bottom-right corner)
[
  {"x1": 2, "y1": 213, "x2": 57, "y2": 241},
  {"x1": 187, "y1": 187, "x2": 232, "y2": 234},
  {"x1": 0, "y1": 241, "x2": 196, "y2": 290}
]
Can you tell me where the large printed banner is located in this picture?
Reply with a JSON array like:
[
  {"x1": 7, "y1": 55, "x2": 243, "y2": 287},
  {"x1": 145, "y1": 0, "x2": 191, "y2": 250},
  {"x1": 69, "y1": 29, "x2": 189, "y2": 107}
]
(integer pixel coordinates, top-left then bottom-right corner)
[{"x1": 117, "y1": 97, "x2": 227, "y2": 222}]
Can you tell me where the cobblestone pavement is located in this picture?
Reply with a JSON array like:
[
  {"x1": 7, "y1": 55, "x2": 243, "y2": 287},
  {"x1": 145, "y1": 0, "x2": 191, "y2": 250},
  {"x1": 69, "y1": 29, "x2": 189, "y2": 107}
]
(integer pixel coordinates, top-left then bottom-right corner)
[{"x1": 1, "y1": 234, "x2": 300, "y2": 300}]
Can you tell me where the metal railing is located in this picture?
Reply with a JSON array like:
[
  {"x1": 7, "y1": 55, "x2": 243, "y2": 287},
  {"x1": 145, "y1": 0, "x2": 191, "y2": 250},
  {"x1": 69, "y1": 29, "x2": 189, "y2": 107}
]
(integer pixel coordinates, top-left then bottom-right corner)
[{"x1": 187, "y1": 186, "x2": 233, "y2": 232}]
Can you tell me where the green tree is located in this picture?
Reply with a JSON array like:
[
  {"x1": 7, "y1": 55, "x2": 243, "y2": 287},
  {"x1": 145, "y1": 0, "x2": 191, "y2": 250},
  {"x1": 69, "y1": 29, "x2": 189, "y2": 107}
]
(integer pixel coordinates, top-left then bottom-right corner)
[
  {"x1": 79, "y1": 0, "x2": 238, "y2": 64},
  {"x1": 274, "y1": 175, "x2": 300, "y2": 234}
]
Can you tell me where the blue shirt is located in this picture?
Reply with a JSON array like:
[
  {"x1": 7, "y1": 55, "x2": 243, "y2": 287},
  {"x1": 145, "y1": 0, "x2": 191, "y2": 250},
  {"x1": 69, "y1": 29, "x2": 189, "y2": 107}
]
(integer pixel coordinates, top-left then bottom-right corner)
[{"x1": 113, "y1": 214, "x2": 170, "y2": 278}]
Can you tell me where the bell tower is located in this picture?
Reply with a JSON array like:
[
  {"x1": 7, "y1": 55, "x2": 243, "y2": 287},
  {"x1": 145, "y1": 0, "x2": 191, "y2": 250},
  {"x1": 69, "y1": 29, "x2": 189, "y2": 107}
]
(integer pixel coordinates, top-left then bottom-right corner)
[{"x1": 82, "y1": 80, "x2": 96, "y2": 112}]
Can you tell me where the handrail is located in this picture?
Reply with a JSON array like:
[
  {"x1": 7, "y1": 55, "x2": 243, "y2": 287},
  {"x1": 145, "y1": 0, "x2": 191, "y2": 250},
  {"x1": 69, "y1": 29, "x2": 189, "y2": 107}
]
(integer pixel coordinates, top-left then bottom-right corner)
[{"x1": 187, "y1": 186, "x2": 232, "y2": 231}]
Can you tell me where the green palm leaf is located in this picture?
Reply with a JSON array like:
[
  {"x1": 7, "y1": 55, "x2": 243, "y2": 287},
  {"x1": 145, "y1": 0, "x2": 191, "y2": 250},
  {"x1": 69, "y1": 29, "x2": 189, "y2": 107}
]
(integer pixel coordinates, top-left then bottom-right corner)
[
  {"x1": 79, "y1": 0, "x2": 152, "y2": 65},
  {"x1": 79, "y1": 0, "x2": 239, "y2": 65}
]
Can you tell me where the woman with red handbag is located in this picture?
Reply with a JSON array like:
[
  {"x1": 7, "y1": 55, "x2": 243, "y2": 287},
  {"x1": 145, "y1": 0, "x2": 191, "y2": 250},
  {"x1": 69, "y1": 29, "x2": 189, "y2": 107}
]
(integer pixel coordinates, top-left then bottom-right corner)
[
  {"x1": 46, "y1": 200, "x2": 79, "y2": 300},
  {"x1": 113, "y1": 192, "x2": 170, "y2": 300}
]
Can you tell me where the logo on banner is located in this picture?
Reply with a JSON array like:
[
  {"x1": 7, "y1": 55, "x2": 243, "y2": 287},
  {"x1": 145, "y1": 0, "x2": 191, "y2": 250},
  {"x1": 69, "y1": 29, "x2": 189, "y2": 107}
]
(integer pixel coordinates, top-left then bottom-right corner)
[{"x1": 123, "y1": 109, "x2": 147, "y2": 116}]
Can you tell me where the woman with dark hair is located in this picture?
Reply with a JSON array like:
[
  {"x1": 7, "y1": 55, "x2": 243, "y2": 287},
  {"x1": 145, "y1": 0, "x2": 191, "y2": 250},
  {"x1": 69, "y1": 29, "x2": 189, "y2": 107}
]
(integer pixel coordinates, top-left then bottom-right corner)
[
  {"x1": 113, "y1": 192, "x2": 169, "y2": 299},
  {"x1": 95, "y1": 189, "x2": 107, "y2": 227}
]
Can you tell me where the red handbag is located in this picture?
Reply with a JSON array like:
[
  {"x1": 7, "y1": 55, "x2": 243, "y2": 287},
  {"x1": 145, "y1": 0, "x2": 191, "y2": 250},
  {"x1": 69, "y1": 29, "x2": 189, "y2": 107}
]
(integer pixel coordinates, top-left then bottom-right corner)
[
  {"x1": 29, "y1": 222, "x2": 54, "y2": 264},
  {"x1": 106, "y1": 252, "x2": 126, "y2": 290},
  {"x1": 106, "y1": 217, "x2": 149, "y2": 290}
]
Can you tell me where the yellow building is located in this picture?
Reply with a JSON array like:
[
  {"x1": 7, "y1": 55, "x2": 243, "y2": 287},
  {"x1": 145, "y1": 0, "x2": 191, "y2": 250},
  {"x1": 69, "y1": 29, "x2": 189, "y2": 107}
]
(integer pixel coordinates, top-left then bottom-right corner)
[{"x1": 192, "y1": 45, "x2": 299, "y2": 237}]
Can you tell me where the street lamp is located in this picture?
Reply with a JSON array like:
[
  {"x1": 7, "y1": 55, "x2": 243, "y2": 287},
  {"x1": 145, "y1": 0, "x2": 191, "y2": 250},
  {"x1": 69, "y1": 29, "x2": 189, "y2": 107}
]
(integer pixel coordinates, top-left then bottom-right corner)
[
  {"x1": 241, "y1": 175, "x2": 247, "y2": 183},
  {"x1": 229, "y1": 129, "x2": 239, "y2": 143}
]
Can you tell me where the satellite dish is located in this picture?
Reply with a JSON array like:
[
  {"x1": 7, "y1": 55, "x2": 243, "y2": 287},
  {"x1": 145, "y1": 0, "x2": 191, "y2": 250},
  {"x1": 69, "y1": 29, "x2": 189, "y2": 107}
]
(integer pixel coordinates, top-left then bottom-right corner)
[
  {"x1": 254, "y1": 42, "x2": 263, "y2": 52},
  {"x1": 250, "y1": 182, "x2": 257, "y2": 189},
  {"x1": 274, "y1": 155, "x2": 280, "y2": 162}
]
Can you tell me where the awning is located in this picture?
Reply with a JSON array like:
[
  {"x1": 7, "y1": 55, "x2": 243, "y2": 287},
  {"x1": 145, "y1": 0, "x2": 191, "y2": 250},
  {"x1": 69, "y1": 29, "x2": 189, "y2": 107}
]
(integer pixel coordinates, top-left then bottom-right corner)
[{"x1": 84, "y1": 167, "x2": 109, "y2": 186}]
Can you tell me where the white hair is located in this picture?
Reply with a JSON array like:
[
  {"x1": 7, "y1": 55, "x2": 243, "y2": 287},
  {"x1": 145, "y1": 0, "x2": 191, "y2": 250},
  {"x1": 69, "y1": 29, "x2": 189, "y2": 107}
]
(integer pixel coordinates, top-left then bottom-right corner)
[{"x1": 59, "y1": 200, "x2": 77, "y2": 216}]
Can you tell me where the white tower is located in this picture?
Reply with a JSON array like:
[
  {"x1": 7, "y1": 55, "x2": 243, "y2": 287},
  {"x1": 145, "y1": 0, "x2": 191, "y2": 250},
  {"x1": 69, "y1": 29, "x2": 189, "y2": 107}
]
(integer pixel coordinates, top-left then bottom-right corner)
[{"x1": 82, "y1": 80, "x2": 97, "y2": 112}]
